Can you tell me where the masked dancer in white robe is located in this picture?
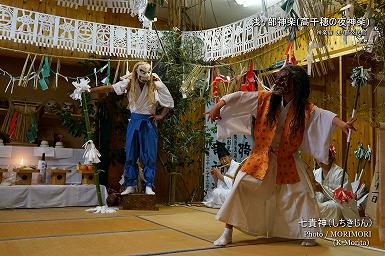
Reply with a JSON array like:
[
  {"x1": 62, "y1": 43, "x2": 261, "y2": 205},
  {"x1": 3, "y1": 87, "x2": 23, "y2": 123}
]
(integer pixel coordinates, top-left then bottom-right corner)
[
  {"x1": 313, "y1": 145, "x2": 353, "y2": 223},
  {"x1": 205, "y1": 65, "x2": 356, "y2": 247},
  {"x1": 203, "y1": 141, "x2": 240, "y2": 208},
  {"x1": 91, "y1": 62, "x2": 174, "y2": 195}
]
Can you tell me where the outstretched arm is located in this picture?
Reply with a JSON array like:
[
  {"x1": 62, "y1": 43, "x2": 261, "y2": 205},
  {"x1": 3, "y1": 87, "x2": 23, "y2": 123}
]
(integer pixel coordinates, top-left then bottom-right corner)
[
  {"x1": 91, "y1": 74, "x2": 131, "y2": 95},
  {"x1": 204, "y1": 91, "x2": 259, "y2": 123},
  {"x1": 205, "y1": 99, "x2": 226, "y2": 122},
  {"x1": 90, "y1": 85, "x2": 114, "y2": 94},
  {"x1": 205, "y1": 91, "x2": 259, "y2": 140},
  {"x1": 332, "y1": 116, "x2": 357, "y2": 135}
]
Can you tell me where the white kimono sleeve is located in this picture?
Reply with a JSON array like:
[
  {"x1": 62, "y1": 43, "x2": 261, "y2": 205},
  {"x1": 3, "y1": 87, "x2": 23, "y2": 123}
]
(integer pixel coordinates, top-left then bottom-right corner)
[
  {"x1": 300, "y1": 106, "x2": 337, "y2": 164},
  {"x1": 223, "y1": 161, "x2": 240, "y2": 189},
  {"x1": 112, "y1": 79, "x2": 129, "y2": 95},
  {"x1": 223, "y1": 176, "x2": 233, "y2": 189},
  {"x1": 330, "y1": 165, "x2": 352, "y2": 191},
  {"x1": 217, "y1": 91, "x2": 259, "y2": 140},
  {"x1": 154, "y1": 80, "x2": 174, "y2": 109}
]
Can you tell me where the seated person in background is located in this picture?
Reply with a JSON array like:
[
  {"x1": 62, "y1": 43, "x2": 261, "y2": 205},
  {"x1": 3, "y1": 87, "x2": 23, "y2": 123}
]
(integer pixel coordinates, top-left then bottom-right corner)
[
  {"x1": 203, "y1": 141, "x2": 240, "y2": 208},
  {"x1": 313, "y1": 145, "x2": 354, "y2": 223}
]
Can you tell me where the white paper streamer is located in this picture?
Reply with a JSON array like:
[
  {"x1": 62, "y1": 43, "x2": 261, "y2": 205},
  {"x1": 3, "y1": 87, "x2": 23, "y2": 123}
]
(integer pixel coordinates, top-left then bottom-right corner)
[
  {"x1": 94, "y1": 68, "x2": 98, "y2": 86},
  {"x1": 307, "y1": 41, "x2": 316, "y2": 76},
  {"x1": 70, "y1": 78, "x2": 91, "y2": 102},
  {"x1": 85, "y1": 205, "x2": 119, "y2": 213},
  {"x1": 82, "y1": 140, "x2": 101, "y2": 164}
]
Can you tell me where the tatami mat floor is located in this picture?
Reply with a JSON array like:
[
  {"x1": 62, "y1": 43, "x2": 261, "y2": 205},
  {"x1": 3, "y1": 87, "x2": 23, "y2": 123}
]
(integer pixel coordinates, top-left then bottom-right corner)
[{"x1": 0, "y1": 205, "x2": 383, "y2": 256}]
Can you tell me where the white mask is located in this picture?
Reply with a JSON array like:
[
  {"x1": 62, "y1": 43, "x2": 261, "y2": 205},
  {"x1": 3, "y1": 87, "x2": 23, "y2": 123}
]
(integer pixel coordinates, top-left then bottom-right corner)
[{"x1": 136, "y1": 63, "x2": 151, "y2": 83}]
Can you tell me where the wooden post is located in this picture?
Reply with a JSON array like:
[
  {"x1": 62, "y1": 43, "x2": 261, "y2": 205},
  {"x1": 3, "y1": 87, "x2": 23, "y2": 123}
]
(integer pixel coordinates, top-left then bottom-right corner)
[{"x1": 368, "y1": 80, "x2": 374, "y2": 182}]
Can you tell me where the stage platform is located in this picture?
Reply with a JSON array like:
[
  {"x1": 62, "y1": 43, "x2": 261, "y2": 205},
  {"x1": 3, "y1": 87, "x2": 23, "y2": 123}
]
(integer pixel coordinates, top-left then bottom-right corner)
[
  {"x1": 0, "y1": 205, "x2": 383, "y2": 256},
  {"x1": 0, "y1": 185, "x2": 107, "y2": 209}
]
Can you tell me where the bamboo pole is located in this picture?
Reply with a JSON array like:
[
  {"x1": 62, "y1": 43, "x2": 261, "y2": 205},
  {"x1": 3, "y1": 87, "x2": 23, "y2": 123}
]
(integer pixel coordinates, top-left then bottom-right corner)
[{"x1": 81, "y1": 94, "x2": 103, "y2": 206}]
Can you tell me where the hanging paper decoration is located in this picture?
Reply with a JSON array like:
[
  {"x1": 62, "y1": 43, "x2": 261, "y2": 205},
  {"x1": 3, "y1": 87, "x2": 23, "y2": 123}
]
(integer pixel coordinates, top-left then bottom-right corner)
[
  {"x1": 352, "y1": 144, "x2": 372, "y2": 193},
  {"x1": 82, "y1": 140, "x2": 101, "y2": 164},
  {"x1": 351, "y1": 66, "x2": 371, "y2": 87},
  {"x1": 39, "y1": 56, "x2": 50, "y2": 91},
  {"x1": 364, "y1": 145, "x2": 372, "y2": 161},
  {"x1": 56, "y1": 0, "x2": 152, "y2": 28},
  {"x1": 241, "y1": 62, "x2": 256, "y2": 92},
  {"x1": 284, "y1": 42, "x2": 291, "y2": 66},
  {"x1": 211, "y1": 69, "x2": 230, "y2": 103},
  {"x1": 0, "y1": 59, "x2": 124, "y2": 95},
  {"x1": 280, "y1": 0, "x2": 300, "y2": 42},
  {"x1": 0, "y1": 3, "x2": 291, "y2": 61},
  {"x1": 18, "y1": 54, "x2": 30, "y2": 87},
  {"x1": 101, "y1": 61, "x2": 111, "y2": 85},
  {"x1": 55, "y1": 59, "x2": 61, "y2": 88},
  {"x1": 70, "y1": 78, "x2": 91, "y2": 103},
  {"x1": 212, "y1": 69, "x2": 219, "y2": 103},
  {"x1": 354, "y1": 143, "x2": 365, "y2": 160},
  {"x1": 290, "y1": 47, "x2": 297, "y2": 65},
  {"x1": 282, "y1": 42, "x2": 298, "y2": 67},
  {"x1": 354, "y1": 143, "x2": 365, "y2": 181},
  {"x1": 306, "y1": 41, "x2": 316, "y2": 75},
  {"x1": 359, "y1": 145, "x2": 372, "y2": 181},
  {"x1": 23, "y1": 55, "x2": 37, "y2": 87}
]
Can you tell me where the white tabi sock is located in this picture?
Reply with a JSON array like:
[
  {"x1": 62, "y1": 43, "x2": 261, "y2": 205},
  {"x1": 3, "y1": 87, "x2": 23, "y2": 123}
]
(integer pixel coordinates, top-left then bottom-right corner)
[
  {"x1": 121, "y1": 186, "x2": 136, "y2": 195},
  {"x1": 213, "y1": 227, "x2": 233, "y2": 246},
  {"x1": 145, "y1": 186, "x2": 155, "y2": 195}
]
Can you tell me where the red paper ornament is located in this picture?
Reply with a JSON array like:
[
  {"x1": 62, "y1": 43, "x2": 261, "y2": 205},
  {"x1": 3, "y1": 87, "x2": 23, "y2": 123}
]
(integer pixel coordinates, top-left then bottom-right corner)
[
  {"x1": 241, "y1": 62, "x2": 256, "y2": 92},
  {"x1": 334, "y1": 187, "x2": 356, "y2": 204},
  {"x1": 212, "y1": 69, "x2": 229, "y2": 102}
]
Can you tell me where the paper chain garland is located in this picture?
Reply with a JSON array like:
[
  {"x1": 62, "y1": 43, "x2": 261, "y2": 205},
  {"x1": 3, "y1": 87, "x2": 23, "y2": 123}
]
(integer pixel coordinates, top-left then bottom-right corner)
[
  {"x1": 182, "y1": 1, "x2": 289, "y2": 61},
  {"x1": 0, "y1": 3, "x2": 161, "y2": 59},
  {"x1": 56, "y1": 0, "x2": 153, "y2": 28},
  {"x1": 0, "y1": 1, "x2": 290, "y2": 61}
]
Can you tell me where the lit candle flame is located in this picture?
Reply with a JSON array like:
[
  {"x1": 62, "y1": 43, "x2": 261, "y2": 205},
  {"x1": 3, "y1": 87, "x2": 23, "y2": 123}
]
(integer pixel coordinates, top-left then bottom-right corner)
[{"x1": 20, "y1": 157, "x2": 24, "y2": 167}]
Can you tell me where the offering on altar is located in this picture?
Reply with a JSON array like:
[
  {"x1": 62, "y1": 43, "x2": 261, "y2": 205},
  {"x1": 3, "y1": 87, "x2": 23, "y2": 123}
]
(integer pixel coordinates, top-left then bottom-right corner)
[
  {"x1": 76, "y1": 164, "x2": 94, "y2": 184},
  {"x1": 0, "y1": 168, "x2": 7, "y2": 184},
  {"x1": 14, "y1": 166, "x2": 39, "y2": 185},
  {"x1": 48, "y1": 168, "x2": 70, "y2": 185},
  {"x1": 76, "y1": 163, "x2": 93, "y2": 173}
]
